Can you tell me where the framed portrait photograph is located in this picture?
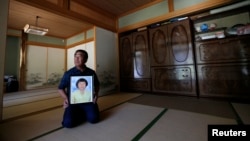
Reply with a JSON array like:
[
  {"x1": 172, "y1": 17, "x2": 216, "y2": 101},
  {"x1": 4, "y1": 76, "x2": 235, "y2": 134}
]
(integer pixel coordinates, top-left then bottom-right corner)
[{"x1": 70, "y1": 75, "x2": 93, "y2": 104}]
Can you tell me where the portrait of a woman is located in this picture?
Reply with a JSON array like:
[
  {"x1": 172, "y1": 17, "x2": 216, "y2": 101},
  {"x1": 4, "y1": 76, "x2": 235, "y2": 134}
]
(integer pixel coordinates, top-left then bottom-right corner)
[{"x1": 71, "y1": 78, "x2": 92, "y2": 104}]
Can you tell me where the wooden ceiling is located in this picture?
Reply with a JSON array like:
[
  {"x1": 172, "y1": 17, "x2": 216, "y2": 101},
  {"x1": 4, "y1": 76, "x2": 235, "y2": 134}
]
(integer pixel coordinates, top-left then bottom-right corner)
[
  {"x1": 81, "y1": 0, "x2": 157, "y2": 16},
  {"x1": 8, "y1": 0, "x2": 158, "y2": 38}
]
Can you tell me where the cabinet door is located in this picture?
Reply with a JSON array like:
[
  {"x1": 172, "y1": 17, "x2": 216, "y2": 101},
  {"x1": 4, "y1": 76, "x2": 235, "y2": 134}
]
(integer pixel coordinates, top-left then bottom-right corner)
[
  {"x1": 168, "y1": 19, "x2": 194, "y2": 65},
  {"x1": 119, "y1": 35, "x2": 133, "y2": 78},
  {"x1": 197, "y1": 63, "x2": 250, "y2": 99},
  {"x1": 151, "y1": 65, "x2": 196, "y2": 96},
  {"x1": 133, "y1": 30, "x2": 150, "y2": 78},
  {"x1": 149, "y1": 25, "x2": 170, "y2": 66},
  {"x1": 195, "y1": 36, "x2": 250, "y2": 64}
]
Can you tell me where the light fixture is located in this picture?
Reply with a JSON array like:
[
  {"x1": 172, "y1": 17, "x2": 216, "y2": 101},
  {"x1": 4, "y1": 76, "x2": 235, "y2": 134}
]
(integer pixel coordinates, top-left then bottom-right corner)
[{"x1": 23, "y1": 16, "x2": 49, "y2": 36}]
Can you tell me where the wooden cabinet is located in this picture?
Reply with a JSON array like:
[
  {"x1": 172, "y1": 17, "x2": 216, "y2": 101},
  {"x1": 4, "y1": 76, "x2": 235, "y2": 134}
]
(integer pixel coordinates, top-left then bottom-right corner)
[
  {"x1": 197, "y1": 63, "x2": 250, "y2": 99},
  {"x1": 196, "y1": 36, "x2": 250, "y2": 99},
  {"x1": 119, "y1": 30, "x2": 151, "y2": 92},
  {"x1": 193, "y1": 5, "x2": 250, "y2": 99},
  {"x1": 118, "y1": 2, "x2": 250, "y2": 100},
  {"x1": 149, "y1": 19, "x2": 196, "y2": 96},
  {"x1": 119, "y1": 19, "x2": 196, "y2": 95}
]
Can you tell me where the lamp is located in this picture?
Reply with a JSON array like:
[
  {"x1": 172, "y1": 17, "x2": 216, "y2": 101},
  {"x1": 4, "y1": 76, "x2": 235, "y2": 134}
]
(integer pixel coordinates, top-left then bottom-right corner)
[{"x1": 23, "y1": 16, "x2": 49, "y2": 36}]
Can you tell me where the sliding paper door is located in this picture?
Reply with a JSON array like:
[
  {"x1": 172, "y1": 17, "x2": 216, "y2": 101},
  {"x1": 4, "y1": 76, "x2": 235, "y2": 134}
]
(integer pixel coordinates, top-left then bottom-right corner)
[
  {"x1": 26, "y1": 45, "x2": 65, "y2": 89},
  {"x1": 26, "y1": 45, "x2": 47, "y2": 89}
]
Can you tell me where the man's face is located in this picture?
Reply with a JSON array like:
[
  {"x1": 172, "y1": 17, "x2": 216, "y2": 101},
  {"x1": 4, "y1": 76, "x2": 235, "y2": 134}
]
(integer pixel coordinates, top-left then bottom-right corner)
[{"x1": 74, "y1": 52, "x2": 85, "y2": 67}]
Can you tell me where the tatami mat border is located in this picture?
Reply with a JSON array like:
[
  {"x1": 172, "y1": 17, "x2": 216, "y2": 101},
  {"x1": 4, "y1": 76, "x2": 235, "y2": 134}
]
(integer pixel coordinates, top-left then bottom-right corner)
[
  {"x1": 27, "y1": 127, "x2": 64, "y2": 141},
  {"x1": 229, "y1": 102, "x2": 244, "y2": 125},
  {"x1": 132, "y1": 108, "x2": 168, "y2": 141}
]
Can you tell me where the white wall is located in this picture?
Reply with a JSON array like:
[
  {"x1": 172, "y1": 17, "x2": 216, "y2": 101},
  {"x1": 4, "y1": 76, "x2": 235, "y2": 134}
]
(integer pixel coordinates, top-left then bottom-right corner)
[{"x1": 95, "y1": 27, "x2": 118, "y2": 95}]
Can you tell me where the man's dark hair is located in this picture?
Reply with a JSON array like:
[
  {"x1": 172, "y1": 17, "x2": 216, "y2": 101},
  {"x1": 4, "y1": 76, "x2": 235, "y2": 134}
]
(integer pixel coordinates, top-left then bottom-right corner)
[
  {"x1": 76, "y1": 78, "x2": 88, "y2": 88},
  {"x1": 75, "y1": 49, "x2": 88, "y2": 62}
]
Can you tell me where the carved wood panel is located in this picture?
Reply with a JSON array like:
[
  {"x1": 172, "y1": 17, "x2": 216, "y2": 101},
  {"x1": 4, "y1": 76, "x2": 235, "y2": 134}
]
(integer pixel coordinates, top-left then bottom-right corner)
[
  {"x1": 133, "y1": 31, "x2": 150, "y2": 78},
  {"x1": 151, "y1": 65, "x2": 196, "y2": 95},
  {"x1": 167, "y1": 19, "x2": 194, "y2": 65},
  {"x1": 149, "y1": 19, "x2": 194, "y2": 67},
  {"x1": 195, "y1": 35, "x2": 250, "y2": 64},
  {"x1": 197, "y1": 63, "x2": 250, "y2": 98},
  {"x1": 149, "y1": 25, "x2": 170, "y2": 66},
  {"x1": 119, "y1": 35, "x2": 133, "y2": 78}
]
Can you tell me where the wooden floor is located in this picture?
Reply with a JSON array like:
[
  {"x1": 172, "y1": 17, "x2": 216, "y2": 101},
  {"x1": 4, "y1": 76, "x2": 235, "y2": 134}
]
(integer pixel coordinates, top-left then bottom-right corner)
[{"x1": 0, "y1": 90, "x2": 249, "y2": 141}]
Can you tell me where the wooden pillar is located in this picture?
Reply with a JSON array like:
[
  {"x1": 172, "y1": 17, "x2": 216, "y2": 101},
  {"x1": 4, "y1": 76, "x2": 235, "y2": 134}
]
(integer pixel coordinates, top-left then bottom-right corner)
[
  {"x1": 168, "y1": 0, "x2": 174, "y2": 12},
  {"x1": 19, "y1": 31, "x2": 28, "y2": 91},
  {"x1": 0, "y1": 0, "x2": 9, "y2": 121}
]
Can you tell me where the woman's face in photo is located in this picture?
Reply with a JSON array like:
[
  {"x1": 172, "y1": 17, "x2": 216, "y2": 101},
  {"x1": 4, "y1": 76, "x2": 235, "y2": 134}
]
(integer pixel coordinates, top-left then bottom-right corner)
[{"x1": 78, "y1": 81, "x2": 87, "y2": 90}]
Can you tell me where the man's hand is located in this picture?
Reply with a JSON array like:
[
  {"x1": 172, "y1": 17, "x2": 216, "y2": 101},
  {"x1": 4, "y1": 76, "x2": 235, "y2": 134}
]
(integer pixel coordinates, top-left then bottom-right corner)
[
  {"x1": 58, "y1": 89, "x2": 69, "y2": 108},
  {"x1": 93, "y1": 94, "x2": 98, "y2": 103},
  {"x1": 63, "y1": 98, "x2": 69, "y2": 108}
]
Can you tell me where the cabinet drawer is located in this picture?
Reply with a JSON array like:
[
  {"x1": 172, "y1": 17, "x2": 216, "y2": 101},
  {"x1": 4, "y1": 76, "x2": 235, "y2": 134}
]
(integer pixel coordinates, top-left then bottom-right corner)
[
  {"x1": 151, "y1": 65, "x2": 196, "y2": 96},
  {"x1": 195, "y1": 36, "x2": 250, "y2": 64},
  {"x1": 120, "y1": 78, "x2": 151, "y2": 92},
  {"x1": 197, "y1": 63, "x2": 250, "y2": 98}
]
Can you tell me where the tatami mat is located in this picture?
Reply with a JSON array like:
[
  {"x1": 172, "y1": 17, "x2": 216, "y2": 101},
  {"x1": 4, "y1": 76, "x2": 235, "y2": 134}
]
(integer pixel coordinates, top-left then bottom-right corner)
[
  {"x1": 33, "y1": 103, "x2": 164, "y2": 141},
  {"x1": 3, "y1": 87, "x2": 58, "y2": 102},
  {"x1": 1, "y1": 93, "x2": 249, "y2": 141},
  {"x1": 0, "y1": 93, "x2": 142, "y2": 141},
  {"x1": 3, "y1": 92, "x2": 59, "y2": 107},
  {"x1": 139, "y1": 109, "x2": 237, "y2": 141},
  {"x1": 2, "y1": 92, "x2": 141, "y2": 120},
  {"x1": 97, "y1": 93, "x2": 142, "y2": 111},
  {"x1": 231, "y1": 103, "x2": 250, "y2": 124},
  {"x1": 3, "y1": 87, "x2": 61, "y2": 120},
  {"x1": 129, "y1": 94, "x2": 237, "y2": 119},
  {"x1": 0, "y1": 108, "x2": 63, "y2": 141},
  {"x1": 2, "y1": 97, "x2": 62, "y2": 120}
]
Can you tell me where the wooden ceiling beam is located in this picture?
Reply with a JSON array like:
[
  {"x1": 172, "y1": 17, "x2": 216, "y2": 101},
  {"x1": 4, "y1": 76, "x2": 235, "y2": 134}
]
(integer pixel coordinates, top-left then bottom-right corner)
[
  {"x1": 57, "y1": 0, "x2": 70, "y2": 9},
  {"x1": 15, "y1": 0, "x2": 117, "y2": 32}
]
